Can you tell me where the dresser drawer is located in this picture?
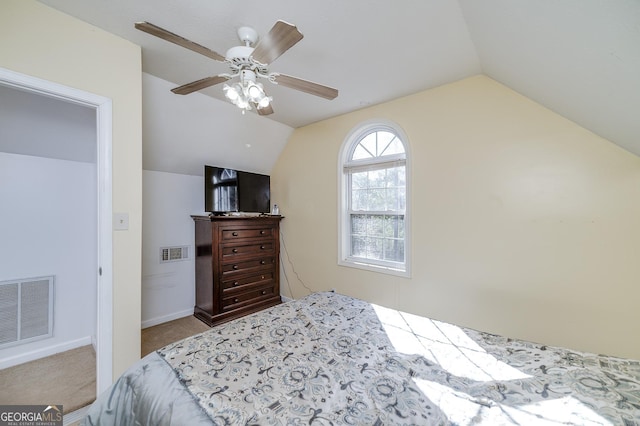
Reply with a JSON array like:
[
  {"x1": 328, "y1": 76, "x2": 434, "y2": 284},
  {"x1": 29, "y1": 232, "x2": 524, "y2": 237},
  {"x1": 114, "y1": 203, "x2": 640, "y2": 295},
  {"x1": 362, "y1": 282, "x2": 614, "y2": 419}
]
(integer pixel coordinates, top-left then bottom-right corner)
[
  {"x1": 221, "y1": 257, "x2": 275, "y2": 275},
  {"x1": 221, "y1": 227, "x2": 275, "y2": 241},
  {"x1": 221, "y1": 242, "x2": 274, "y2": 260},
  {"x1": 222, "y1": 284, "x2": 275, "y2": 310},
  {"x1": 222, "y1": 272, "x2": 274, "y2": 292}
]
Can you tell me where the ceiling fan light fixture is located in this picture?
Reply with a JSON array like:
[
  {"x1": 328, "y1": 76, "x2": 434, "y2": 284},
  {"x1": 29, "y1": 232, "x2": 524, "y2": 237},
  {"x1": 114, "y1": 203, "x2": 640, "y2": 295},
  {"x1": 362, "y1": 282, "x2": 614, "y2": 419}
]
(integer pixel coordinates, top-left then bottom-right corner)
[
  {"x1": 223, "y1": 84, "x2": 240, "y2": 101},
  {"x1": 246, "y1": 81, "x2": 264, "y2": 101},
  {"x1": 223, "y1": 77, "x2": 271, "y2": 112},
  {"x1": 236, "y1": 97, "x2": 250, "y2": 110},
  {"x1": 258, "y1": 96, "x2": 272, "y2": 108}
]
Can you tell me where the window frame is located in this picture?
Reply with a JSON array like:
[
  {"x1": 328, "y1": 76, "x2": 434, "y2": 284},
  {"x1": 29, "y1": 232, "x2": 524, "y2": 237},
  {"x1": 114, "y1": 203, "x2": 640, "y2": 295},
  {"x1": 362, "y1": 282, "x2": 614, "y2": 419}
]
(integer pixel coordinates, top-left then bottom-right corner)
[{"x1": 338, "y1": 120, "x2": 411, "y2": 277}]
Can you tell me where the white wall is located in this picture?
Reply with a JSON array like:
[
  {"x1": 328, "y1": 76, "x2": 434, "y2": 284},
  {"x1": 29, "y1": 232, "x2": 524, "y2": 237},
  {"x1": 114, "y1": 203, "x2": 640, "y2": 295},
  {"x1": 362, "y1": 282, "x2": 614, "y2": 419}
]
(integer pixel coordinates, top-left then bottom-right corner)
[
  {"x1": 0, "y1": 152, "x2": 96, "y2": 368},
  {"x1": 142, "y1": 170, "x2": 202, "y2": 327}
]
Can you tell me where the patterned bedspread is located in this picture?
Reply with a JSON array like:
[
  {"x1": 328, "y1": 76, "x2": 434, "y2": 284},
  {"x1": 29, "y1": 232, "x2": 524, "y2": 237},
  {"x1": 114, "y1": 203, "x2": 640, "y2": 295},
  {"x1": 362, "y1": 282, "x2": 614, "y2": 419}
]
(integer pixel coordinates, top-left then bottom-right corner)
[{"x1": 83, "y1": 292, "x2": 640, "y2": 425}]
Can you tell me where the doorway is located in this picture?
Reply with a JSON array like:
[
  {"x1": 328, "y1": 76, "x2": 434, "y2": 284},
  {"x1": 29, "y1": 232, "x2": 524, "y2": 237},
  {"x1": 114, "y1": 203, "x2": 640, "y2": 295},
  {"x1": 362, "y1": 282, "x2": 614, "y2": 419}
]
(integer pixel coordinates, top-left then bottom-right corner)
[{"x1": 0, "y1": 67, "x2": 113, "y2": 394}]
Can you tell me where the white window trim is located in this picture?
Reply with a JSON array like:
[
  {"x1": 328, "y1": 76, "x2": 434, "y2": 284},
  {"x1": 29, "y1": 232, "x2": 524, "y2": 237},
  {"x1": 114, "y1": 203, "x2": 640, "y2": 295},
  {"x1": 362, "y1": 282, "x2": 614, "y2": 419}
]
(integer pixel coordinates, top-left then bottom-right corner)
[{"x1": 337, "y1": 119, "x2": 411, "y2": 278}]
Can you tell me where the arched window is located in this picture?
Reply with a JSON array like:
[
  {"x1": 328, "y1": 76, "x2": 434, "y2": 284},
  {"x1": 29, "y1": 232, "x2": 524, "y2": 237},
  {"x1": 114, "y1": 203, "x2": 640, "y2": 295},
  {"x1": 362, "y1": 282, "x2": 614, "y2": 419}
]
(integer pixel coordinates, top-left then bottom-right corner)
[{"x1": 339, "y1": 120, "x2": 410, "y2": 276}]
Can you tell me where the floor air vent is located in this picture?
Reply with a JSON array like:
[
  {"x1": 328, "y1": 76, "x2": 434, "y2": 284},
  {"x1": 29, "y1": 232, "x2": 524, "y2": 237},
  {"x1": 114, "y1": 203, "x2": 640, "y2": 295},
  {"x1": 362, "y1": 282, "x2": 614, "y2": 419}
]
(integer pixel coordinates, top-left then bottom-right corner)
[
  {"x1": 160, "y1": 246, "x2": 189, "y2": 263},
  {"x1": 0, "y1": 276, "x2": 54, "y2": 349}
]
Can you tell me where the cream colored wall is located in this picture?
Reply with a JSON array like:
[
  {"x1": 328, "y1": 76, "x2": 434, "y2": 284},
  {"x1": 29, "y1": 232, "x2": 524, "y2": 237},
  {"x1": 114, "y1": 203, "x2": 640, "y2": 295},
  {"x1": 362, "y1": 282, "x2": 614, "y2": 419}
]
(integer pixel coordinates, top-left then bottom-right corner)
[
  {"x1": 272, "y1": 75, "x2": 640, "y2": 360},
  {"x1": 0, "y1": 1, "x2": 142, "y2": 377}
]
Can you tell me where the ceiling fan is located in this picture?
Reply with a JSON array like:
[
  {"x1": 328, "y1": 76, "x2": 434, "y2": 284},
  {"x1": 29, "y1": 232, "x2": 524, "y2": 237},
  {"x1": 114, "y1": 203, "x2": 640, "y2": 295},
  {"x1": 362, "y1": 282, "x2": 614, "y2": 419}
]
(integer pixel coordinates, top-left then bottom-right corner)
[{"x1": 134, "y1": 20, "x2": 338, "y2": 115}]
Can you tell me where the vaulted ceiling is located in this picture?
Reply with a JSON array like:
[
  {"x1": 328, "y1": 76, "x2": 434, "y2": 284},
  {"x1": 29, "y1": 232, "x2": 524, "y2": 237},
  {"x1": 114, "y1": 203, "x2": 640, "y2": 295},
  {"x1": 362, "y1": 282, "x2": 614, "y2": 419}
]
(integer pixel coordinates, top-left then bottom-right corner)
[{"x1": 36, "y1": 0, "x2": 640, "y2": 163}]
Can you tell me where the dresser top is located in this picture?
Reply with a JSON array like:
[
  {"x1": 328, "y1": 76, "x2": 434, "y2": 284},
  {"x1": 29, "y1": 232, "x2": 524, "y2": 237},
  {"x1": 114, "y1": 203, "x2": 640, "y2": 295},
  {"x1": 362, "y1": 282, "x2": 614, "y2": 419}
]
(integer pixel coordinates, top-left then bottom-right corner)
[{"x1": 191, "y1": 215, "x2": 283, "y2": 222}]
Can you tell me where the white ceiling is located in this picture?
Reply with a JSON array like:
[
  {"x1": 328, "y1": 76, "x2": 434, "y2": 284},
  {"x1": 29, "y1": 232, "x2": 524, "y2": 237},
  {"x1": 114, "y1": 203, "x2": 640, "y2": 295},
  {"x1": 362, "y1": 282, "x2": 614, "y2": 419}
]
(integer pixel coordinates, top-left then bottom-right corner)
[{"x1": 33, "y1": 0, "x2": 640, "y2": 166}]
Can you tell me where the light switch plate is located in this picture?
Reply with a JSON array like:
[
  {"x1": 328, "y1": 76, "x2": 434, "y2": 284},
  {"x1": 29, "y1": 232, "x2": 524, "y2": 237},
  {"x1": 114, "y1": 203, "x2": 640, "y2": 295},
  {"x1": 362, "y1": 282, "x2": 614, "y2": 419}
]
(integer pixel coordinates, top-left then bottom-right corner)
[{"x1": 113, "y1": 213, "x2": 129, "y2": 231}]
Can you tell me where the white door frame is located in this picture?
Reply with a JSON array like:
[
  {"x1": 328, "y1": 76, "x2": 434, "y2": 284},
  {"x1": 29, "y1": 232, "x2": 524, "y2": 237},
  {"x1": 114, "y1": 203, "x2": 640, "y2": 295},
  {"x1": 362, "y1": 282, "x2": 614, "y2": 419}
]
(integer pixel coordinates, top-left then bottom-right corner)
[{"x1": 0, "y1": 67, "x2": 113, "y2": 392}]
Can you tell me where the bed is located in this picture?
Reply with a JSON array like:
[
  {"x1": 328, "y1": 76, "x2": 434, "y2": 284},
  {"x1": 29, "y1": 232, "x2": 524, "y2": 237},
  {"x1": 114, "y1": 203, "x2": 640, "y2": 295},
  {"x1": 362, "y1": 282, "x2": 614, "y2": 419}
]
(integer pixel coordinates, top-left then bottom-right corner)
[{"x1": 81, "y1": 292, "x2": 640, "y2": 425}]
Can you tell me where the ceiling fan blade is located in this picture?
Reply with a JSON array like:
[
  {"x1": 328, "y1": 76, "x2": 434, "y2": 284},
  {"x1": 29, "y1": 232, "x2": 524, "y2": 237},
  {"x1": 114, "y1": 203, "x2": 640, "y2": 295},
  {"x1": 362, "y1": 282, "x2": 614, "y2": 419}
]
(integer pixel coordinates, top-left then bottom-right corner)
[
  {"x1": 135, "y1": 21, "x2": 226, "y2": 62},
  {"x1": 272, "y1": 74, "x2": 338, "y2": 100},
  {"x1": 171, "y1": 75, "x2": 230, "y2": 95},
  {"x1": 257, "y1": 104, "x2": 274, "y2": 116},
  {"x1": 251, "y1": 21, "x2": 303, "y2": 65}
]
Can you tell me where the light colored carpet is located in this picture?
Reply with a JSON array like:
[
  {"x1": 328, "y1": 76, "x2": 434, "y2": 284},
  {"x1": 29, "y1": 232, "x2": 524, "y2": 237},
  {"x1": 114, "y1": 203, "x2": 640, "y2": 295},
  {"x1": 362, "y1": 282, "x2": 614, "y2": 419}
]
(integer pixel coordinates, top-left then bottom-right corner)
[
  {"x1": 0, "y1": 345, "x2": 95, "y2": 414},
  {"x1": 0, "y1": 315, "x2": 208, "y2": 420},
  {"x1": 142, "y1": 315, "x2": 210, "y2": 357}
]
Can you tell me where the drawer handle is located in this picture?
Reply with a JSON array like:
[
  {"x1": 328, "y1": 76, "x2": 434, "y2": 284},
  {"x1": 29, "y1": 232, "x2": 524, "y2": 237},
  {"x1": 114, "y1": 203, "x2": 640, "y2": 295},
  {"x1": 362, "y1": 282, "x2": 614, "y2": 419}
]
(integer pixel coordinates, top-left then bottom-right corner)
[
  {"x1": 261, "y1": 290, "x2": 267, "y2": 295},
  {"x1": 260, "y1": 230, "x2": 265, "y2": 235},
  {"x1": 232, "y1": 265, "x2": 239, "y2": 270},
  {"x1": 232, "y1": 248, "x2": 238, "y2": 253},
  {"x1": 233, "y1": 281, "x2": 239, "y2": 287},
  {"x1": 232, "y1": 232, "x2": 238, "y2": 236},
  {"x1": 261, "y1": 275, "x2": 265, "y2": 280},
  {"x1": 233, "y1": 298, "x2": 239, "y2": 303},
  {"x1": 260, "y1": 245, "x2": 265, "y2": 250},
  {"x1": 260, "y1": 260, "x2": 266, "y2": 265}
]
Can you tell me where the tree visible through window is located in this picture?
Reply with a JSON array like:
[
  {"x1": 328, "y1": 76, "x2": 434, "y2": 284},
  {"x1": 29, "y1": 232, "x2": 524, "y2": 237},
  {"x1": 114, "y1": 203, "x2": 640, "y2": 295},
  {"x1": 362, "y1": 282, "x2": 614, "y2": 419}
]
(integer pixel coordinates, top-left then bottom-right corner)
[{"x1": 340, "y1": 122, "x2": 409, "y2": 275}]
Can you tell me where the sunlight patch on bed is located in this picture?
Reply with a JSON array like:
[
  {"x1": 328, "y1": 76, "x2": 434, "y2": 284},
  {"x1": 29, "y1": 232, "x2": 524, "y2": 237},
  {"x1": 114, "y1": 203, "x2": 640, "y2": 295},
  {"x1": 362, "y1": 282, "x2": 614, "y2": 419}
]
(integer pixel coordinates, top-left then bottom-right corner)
[
  {"x1": 414, "y1": 379, "x2": 612, "y2": 425},
  {"x1": 502, "y1": 396, "x2": 613, "y2": 425},
  {"x1": 372, "y1": 304, "x2": 530, "y2": 382}
]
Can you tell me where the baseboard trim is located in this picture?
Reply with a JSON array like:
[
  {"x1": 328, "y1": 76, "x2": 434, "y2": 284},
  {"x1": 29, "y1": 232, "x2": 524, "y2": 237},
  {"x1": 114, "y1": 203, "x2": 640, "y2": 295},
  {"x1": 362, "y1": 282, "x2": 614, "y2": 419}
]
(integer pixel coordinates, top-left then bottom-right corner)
[
  {"x1": 281, "y1": 295, "x2": 294, "y2": 303},
  {"x1": 142, "y1": 308, "x2": 194, "y2": 329},
  {"x1": 0, "y1": 336, "x2": 92, "y2": 370}
]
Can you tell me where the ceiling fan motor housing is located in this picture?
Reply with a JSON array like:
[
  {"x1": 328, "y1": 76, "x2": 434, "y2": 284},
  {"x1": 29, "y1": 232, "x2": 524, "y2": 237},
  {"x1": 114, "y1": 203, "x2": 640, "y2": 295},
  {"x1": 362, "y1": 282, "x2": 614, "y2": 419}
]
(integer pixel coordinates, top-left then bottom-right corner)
[
  {"x1": 237, "y1": 26, "x2": 258, "y2": 46},
  {"x1": 225, "y1": 45, "x2": 268, "y2": 75},
  {"x1": 240, "y1": 69, "x2": 257, "y2": 83}
]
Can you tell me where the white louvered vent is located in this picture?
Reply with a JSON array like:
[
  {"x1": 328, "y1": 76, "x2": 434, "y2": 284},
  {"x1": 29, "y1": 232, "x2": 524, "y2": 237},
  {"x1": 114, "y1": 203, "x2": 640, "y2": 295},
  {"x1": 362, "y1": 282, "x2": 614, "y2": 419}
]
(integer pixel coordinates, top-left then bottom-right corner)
[
  {"x1": 0, "y1": 276, "x2": 54, "y2": 349},
  {"x1": 160, "y1": 246, "x2": 189, "y2": 263}
]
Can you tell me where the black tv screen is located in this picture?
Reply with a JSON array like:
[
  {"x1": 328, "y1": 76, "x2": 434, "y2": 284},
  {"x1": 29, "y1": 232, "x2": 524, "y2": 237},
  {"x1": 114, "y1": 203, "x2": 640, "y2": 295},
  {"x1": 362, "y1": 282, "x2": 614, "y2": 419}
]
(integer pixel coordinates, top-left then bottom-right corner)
[{"x1": 205, "y1": 165, "x2": 270, "y2": 214}]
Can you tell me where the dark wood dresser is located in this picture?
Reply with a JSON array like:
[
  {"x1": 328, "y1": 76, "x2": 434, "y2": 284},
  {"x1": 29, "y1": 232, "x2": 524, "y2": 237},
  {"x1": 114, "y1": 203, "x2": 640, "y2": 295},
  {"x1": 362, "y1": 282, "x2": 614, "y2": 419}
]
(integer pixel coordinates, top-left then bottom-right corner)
[{"x1": 192, "y1": 215, "x2": 283, "y2": 326}]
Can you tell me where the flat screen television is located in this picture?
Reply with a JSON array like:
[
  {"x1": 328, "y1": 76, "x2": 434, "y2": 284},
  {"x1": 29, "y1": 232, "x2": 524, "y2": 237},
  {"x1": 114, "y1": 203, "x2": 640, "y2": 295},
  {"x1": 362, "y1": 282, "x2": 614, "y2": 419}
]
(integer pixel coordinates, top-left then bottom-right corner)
[{"x1": 204, "y1": 165, "x2": 270, "y2": 214}]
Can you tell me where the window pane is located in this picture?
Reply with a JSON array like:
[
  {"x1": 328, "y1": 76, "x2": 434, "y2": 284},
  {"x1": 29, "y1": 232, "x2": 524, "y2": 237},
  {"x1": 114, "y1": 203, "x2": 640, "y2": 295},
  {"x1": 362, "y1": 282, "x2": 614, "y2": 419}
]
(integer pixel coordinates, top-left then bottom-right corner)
[
  {"x1": 369, "y1": 215, "x2": 384, "y2": 236},
  {"x1": 398, "y1": 166, "x2": 406, "y2": 185},
  {"x1": 366, "y1": 236, "x2": 383, "y2": 260},
  {"x1": 377, "y1": 131, "x2": 396, "y2": 156},
  {"x1": 351, "y1": 236, "x2": 367, "y2": 257},
  {"x1": 351, "y1": 214, "x2": 367, "y2": 235},
  {"x1": 352, "y1": 144, "x2": 372, "y2": 160},
  {"x1": 369, "y1": 169, "x2": 386, "y2": 188},
  {"x1": 352, "y1": 188, "x2": 368, "y2": 211},
  {"x1": 383, "y1": 215, "x2": 401, "y2": 238},
  {"x1": 351, "y1": 171, "x2": 368, "y2": 189},
  {"x1": 380, "y1": 187, "x2": 400, "y2": 211},
  {"x1": 397, "y1": 215, "x2": 405, "y2": 239},
  {"x1": 397, "y1": 188, "x2": 406, "y2": 211},
  {"x1": 385, "y1": 166, "x2": 401, "y2": 187},
  {"x1": 381, "y1": 136, "x2": 404, "y2": 156},
  {"x1": 383, "y1": 188, "x2": 394, "y2": 211},
  {"x1": 369, "y1": 188, "x2": 386, "y2": 211},
  {"x1": 384, "y1": 239, "x2": 404, "y2": 262},
  {"x1": 358, "y1": 133, "x2": 377, "y2": 159}
]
